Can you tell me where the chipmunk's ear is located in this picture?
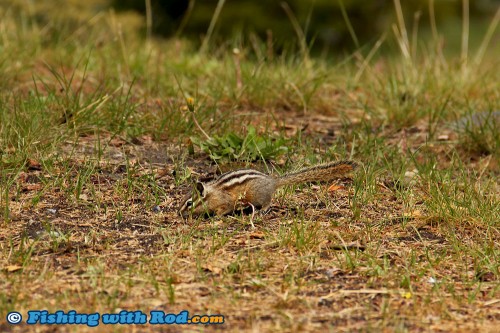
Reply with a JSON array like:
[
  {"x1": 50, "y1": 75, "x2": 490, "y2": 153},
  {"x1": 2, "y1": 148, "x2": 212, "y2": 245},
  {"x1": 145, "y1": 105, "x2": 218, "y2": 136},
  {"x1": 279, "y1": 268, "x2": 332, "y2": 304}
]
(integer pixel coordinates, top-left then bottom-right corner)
[{"x1": 195, "y1": 182, "x2": 206, "y2": 197}]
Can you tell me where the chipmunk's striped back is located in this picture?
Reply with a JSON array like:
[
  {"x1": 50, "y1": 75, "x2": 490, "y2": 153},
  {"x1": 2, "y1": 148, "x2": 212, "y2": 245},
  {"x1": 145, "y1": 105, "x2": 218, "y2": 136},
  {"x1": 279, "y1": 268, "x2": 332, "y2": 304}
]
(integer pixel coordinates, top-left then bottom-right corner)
[{"x1": 212, "y1": 169, "x2": 268, "y2": 190}]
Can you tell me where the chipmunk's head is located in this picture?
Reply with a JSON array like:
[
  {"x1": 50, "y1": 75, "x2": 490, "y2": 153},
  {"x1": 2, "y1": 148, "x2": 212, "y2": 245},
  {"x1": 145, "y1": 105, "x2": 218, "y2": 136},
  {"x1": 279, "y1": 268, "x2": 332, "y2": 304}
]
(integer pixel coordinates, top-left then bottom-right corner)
[{"x1": 178, "y1": 182, "x2": 209, "y2": 218}]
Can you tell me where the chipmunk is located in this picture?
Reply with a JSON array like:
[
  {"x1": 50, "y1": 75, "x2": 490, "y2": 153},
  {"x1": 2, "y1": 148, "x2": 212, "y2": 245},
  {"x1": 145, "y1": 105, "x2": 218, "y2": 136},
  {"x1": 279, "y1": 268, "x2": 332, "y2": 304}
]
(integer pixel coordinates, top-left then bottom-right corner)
[{"x1": 179, "y1": 160, "x2": 357, "y2": 218}]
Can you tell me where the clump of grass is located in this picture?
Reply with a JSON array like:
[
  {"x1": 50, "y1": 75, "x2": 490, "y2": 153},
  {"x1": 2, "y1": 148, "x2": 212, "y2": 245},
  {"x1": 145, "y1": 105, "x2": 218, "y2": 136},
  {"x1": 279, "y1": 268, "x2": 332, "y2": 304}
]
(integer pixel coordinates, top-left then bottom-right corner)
[
  {"x1": 178, "y1": 93, "x2": 289, "y2": 162},
  {"x1": 451, "y1": 110, "x2": 500, "y2": 156},
  {"x1": 190, "y1": 125, "x2": 288, "y2": 162},
  {"x1": 417, "y1": 159, "x2": 499, "y2": 226}
]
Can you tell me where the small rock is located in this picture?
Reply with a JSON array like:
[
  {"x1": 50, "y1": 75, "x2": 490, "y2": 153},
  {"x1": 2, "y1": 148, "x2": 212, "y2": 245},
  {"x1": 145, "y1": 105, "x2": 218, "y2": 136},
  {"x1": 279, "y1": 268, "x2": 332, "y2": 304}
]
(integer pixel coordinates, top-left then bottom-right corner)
[
  {"x1": 34, "y1": 230, "x2": 47, "y2": 238},
  {"x1": 403, "y1": 170, "x2": 419, "y2": 186},
  {"x1": 437, "y1": 134, "x2": 449, "y2": 141},
  {"x1": 324, "y1": 268, "x2": 340, "y2": 279},
  {"x1": 404, "y1": 170, "x2": 418, "y2": 179},
  {"x1": 449, "y1": 110, "x2": 500, "y2": 132},
  {"x1": 48, "y1": 231, "x2": 62, "y2": 238},
  {"x1": 318, "y1": 298, "x2": 334, "y2": 307},
  {"x1": 47, "y1": 208, "x2": 58, "y2": 215},
  {"x1": 151, "y1": 205, "x2": 161, "y2": 213}
]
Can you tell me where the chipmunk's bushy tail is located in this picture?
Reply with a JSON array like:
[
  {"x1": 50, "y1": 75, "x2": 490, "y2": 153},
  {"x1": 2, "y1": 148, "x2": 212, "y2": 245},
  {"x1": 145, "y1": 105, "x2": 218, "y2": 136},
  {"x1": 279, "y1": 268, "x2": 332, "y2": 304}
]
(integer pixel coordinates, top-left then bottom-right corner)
[{"x1": 277, "y1": 160, "x2": 358, "y2": 187}]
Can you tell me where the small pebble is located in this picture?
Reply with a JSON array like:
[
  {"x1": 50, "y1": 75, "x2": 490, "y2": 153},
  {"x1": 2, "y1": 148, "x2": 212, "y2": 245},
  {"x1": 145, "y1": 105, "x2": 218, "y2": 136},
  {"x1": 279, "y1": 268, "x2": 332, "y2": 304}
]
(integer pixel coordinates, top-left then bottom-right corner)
[
  {"x1": 437, "y1": 134, "x2": 449, "y2": 141},
  {"x1": 403, "y1": 170, "x2": 418, "y2": 186},
  {"x1": 48, "y1": 231, "x2": 62, "y2": 238},
  {"x1": 324, "y1": 268, "x2": 339, "y2": 279},
  {"x1": 449, "y1": 110, "x2": 500, "y2": 131},
  {"x1": 151, "y1": 205, "x2": 161, "y2": 213},
  {"x1": 47, "y1": 208, "x2": 58, "y2": 215}
]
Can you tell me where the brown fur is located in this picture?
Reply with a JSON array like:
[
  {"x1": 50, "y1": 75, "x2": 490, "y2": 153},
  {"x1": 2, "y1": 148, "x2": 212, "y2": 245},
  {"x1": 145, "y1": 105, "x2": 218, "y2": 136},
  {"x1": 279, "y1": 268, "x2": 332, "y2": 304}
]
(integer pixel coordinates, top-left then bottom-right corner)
[
  {"x1": 179, "y1": 160, "x2": 357, "y2": 217},
  {"x1": 277, "y1": 160, "x2": 357, "y2": 187}
]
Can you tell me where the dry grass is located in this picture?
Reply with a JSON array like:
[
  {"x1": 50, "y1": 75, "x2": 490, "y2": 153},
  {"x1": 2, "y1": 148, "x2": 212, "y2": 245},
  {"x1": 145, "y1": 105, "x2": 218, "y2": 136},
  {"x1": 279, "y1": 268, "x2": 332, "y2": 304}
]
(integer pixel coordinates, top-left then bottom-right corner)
[{"x1": 1, "y1": 1, "x2": 499, "y2": 332}]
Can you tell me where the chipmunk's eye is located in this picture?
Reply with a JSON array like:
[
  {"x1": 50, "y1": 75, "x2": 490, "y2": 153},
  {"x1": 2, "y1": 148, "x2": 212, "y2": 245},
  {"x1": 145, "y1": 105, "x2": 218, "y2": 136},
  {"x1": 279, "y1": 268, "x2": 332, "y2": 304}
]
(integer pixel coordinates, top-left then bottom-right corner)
[{"x1": 185, "y1": 199, "x2": 193, "y2": 208}]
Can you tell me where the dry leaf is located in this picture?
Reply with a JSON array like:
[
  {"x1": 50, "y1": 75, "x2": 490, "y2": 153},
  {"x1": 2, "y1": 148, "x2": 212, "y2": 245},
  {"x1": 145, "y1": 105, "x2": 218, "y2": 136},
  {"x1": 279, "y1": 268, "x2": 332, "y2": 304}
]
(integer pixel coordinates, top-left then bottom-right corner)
[
  {"x1": 156, "y1": 168, "x2": 171, "y2": 179},
  {"x1": 328, "y1": 184, "x2": 345, "y2": 192},
  {"x1": 403, "y1": 210, "x2": 422, "y2": 218},
  {"x1": 27, "y1": 158, "x2": 42, "y2": 170},
  {"x1": 202, "y1": 263, "x2": 222, "y2": 274},
  {"x1": 109, "y1": 138, "x2": 126, "y2": 147},
  {"x1": 249, "y1": 231, "x2": 265, "y2": 239},
  {"x1": 22, "y1": 184, "x2": 42, "y2": 192},
  {"x1": 4, "y1": 265, "x2": 22, "y2": 272},
  {"x1": 235, "y1": 238, "x2": 248, "y2": 245}
]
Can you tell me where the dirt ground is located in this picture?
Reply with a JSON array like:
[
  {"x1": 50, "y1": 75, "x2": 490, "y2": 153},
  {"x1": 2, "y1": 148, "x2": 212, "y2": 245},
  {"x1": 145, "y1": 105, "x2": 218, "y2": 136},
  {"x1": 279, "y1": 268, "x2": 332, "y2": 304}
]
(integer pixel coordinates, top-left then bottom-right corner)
[{"x1": 1, "y1": 109, "x2": 499, "y2": 333}]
